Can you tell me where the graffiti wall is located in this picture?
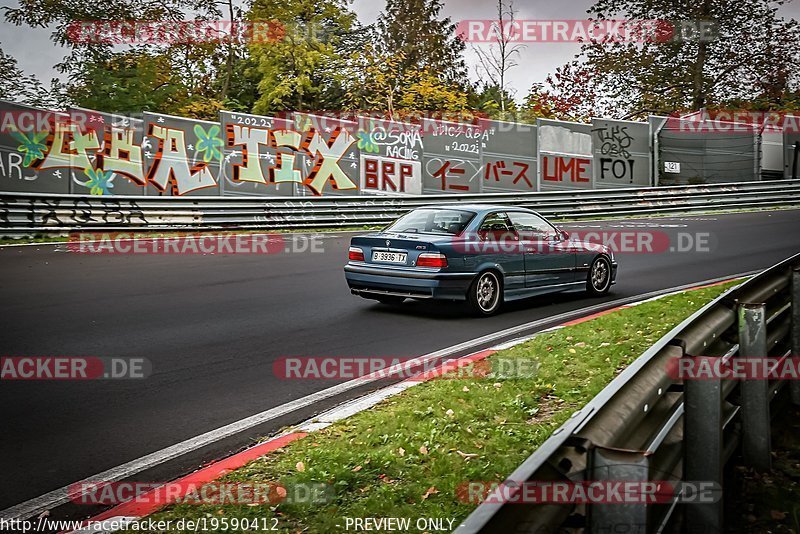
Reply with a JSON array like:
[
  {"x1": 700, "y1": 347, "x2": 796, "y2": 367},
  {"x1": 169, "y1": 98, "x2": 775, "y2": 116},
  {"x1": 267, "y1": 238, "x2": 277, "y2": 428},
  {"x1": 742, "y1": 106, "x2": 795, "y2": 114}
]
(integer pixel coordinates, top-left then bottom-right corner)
[
  {"x1": 68, "y1": 107, "x2": 148, "y2": 196},
  {"x1": 1, "y1": 99, "x2": 789, "y2": 198},
  {"x1": 0, "y1": 102, "x2": 70, "y2": 193},
  {"x1": 538, "y1": 119, "x2": 593, "y2": 191},
  {"x1": 221, "y1": 111, "x2": 299, "y2": 197},
  {"x1": 481, "y1": 119, "x2": 537, "y2": 193},
  {"x1": 358, "y1": 117, "x2": 423, "y2": 196},
  {"x1": 422, "y1": 118, "x2": 486, "y2": 194},
  {"x1": 591, "y1": 118, "x2": 651, "y2": 188}
]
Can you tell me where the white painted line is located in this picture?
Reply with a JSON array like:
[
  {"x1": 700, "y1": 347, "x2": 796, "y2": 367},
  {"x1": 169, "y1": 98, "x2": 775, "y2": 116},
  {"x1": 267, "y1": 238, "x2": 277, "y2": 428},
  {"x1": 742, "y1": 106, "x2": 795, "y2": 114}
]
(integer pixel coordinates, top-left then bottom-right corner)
[
  {"x1": 310, "y1": 381, "x2": 420, "y2": 426},
  {"x1": 489, "y1": 337, "x2": 536, "y2": 351},
  {"x1": 295, "y1": 422, "x2": 331, "y2": 433},
  {"x1": 0, "y1": 270, "x2": 757, "y2": 521}
]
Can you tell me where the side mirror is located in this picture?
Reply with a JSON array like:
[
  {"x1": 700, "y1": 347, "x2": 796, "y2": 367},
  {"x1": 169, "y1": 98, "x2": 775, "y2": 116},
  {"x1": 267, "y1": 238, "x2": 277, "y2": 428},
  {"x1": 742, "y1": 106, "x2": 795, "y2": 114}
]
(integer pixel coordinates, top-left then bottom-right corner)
[{"x1": 559, "y1": 230, "x2": 570, "y2": 241}]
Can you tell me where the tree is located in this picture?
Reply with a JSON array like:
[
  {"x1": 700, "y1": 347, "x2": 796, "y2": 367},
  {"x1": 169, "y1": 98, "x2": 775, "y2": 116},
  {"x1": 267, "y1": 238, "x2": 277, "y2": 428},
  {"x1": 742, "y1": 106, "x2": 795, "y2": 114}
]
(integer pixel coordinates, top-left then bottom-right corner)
[
  {"x1": 397, "y1": 67, "x2": 470, "y2": 114},
  {"x1": 472, "y1": 0, "x2": 525, "y2": 114},
  {"x1": 341, "y1": 41, "x2": 470, "y2": 118},
  {"x1": 580, "y1": 0, "x2": 800, "y2": 117},
  {"x1": 248, "y1": 0, "x2": 357, "y2": 113},
  {"x1": 473, "y1": 83, "x2": 517, "y2": 120},
  {"x1": 521, "y1": 61, "x2": 604, "y2": 123},
  {"x1": 341, "y1": 41, "x2": 405, "y2": 117},
  {"x1": 378, "y1": 0, "x2": 469, "y2": 87},
  {"x1": 65, "y1": 51, "x2": 183, "y2": 114},
  {"x1": 0, "y1": 44, "x2": 57, "y2": 107},
  {"x1": 4, "y1": 0, "x2": 237, "y2": 116}
]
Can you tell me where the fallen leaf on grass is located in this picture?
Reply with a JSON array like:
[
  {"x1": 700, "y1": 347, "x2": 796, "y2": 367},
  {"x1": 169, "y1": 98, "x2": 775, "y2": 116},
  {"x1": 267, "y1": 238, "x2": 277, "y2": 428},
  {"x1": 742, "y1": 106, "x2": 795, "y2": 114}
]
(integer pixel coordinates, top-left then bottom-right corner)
[
  {"x1": 398, "y1": 447, "x2": 406, "y2": 457},
  {"x1": 419, "y1": 445, "x2": 429, "y2": 455},
  {"x1": 421, "y1": 486, "x2": 439, "y2": 501},
  {"x1": 352, "y1": 465, "x2": 363, "y2": 472},
  {"x1": 296, "y1": 461, "x2": 305, "y2": 473},
  {"x1": 456, "y1": 450, "x2": 479, "y2": 459}
]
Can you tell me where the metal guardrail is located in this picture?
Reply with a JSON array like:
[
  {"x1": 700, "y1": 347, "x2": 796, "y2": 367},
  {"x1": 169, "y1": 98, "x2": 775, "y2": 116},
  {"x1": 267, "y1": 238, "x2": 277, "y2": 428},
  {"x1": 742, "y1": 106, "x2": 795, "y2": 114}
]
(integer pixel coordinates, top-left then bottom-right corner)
[
  {"x1": 0, "y1": 180, "x2": 799, "y2": 236},
  {"x1": 456, "y1": 253, "x2": 800, "y2": 534}
]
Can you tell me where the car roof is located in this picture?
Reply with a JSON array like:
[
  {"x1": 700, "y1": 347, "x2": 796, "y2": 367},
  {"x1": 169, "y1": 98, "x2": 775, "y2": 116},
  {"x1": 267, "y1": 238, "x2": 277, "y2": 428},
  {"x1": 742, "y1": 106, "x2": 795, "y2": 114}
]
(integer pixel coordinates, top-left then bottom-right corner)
[{"x1": 417, "y1": 204, "x2": 535, "y2": 214}]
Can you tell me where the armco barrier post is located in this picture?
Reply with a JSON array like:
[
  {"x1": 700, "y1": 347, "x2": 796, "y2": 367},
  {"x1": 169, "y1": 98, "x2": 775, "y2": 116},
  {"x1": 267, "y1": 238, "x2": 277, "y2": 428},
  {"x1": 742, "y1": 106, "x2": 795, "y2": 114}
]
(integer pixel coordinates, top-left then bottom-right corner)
[
  {"x1": 738, "y1": 302, "x2": 771, "y2": 471},
  {"x1": 589, "y1": 448, "x2": 649, "y2": 532},
  {"x1": 792, "y1": 267, "x2": 800, "y2": 405},
  {"x1": 684, "y1": 353, "x2": 724, "y2": 532}
]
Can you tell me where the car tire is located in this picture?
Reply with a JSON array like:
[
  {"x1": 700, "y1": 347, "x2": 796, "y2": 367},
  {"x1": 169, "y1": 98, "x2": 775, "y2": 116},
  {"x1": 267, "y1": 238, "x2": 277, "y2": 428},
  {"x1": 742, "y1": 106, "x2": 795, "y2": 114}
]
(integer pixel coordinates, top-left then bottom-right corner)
[
  {"x1": 468, "y1": 271, "x2": 503, "y2": 316},
  {"x1": 586, "y1": 255, "x2": 612, "y2": 296},
  {"x1": 375, "y1": 295, "x2": 405, "y2": 305}
]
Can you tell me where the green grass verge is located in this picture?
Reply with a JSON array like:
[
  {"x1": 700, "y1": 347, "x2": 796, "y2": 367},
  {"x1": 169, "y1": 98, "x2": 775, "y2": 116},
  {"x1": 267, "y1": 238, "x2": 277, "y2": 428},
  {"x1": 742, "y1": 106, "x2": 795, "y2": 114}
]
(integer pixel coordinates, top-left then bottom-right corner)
[{"x1": 136, "y1": 280, "x2": 740, "y2": 533}]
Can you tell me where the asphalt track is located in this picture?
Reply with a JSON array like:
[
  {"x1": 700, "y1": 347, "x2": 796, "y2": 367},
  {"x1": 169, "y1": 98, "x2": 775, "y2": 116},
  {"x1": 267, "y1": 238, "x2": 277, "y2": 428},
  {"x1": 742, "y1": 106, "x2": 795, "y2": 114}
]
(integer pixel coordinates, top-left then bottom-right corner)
[{"x1": 1, "y1": 209, "x2": 800, "y2": 518}]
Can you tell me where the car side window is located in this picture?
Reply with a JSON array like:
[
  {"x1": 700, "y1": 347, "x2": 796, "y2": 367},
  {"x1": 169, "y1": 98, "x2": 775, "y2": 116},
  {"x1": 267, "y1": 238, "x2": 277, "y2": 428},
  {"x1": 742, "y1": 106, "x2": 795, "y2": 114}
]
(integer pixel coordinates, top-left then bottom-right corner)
[
  {"x1": 507, "y1": 212, "x2": 557, "y2": 240},
  {"x1": 478, "y1": 212, "x2": 515, "y2": 241}
]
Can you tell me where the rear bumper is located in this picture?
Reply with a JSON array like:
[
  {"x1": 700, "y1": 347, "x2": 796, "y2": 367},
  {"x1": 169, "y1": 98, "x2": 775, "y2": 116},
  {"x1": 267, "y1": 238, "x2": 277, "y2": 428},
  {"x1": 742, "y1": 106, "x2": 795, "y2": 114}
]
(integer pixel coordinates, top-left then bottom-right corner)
[{"x1": 344, "y1": 264, "x2": 477, "y2": 301}]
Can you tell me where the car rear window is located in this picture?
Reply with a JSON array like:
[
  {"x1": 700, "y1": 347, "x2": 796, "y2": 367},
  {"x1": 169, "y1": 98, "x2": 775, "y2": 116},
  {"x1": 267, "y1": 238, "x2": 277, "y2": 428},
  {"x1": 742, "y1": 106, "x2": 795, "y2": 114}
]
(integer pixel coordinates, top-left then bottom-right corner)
[{"x1": 385, "y1": 209, "x2": 475, "y2": 235}]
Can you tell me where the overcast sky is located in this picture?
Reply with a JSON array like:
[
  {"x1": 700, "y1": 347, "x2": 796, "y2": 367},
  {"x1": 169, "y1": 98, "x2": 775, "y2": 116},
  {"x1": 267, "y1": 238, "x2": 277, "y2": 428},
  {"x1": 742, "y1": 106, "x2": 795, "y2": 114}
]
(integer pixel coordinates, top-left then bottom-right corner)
[{"x1": 1, "y1": 0, "x2": 797, "y2": 103}]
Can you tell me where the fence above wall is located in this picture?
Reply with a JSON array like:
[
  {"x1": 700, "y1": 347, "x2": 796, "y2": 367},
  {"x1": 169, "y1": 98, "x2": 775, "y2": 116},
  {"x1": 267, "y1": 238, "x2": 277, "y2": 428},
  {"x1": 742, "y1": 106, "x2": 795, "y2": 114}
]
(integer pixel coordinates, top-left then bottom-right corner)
[{"x1": 1, "y1": 180, "x2": 798, "y2": 235}]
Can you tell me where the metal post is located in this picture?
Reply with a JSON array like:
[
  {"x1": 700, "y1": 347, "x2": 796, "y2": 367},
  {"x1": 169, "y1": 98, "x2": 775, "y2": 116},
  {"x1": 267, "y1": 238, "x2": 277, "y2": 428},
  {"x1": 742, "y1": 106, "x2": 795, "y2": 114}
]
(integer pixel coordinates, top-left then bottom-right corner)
[
  {"x1": 738, "y1": 302, "x2": 771, "y2": 471},
  {"x1": 793, "y1": 142, "x2": 799, "y2": 180},
  {"x1": 590, "y1": 448, "x2": 649, "y2": 533},
  {"x1": 685, "y1": 356, "x2": 724, "y2": 532},
  {"x1": 792, "y1": 267, "x2": 800, "y2": 405}
]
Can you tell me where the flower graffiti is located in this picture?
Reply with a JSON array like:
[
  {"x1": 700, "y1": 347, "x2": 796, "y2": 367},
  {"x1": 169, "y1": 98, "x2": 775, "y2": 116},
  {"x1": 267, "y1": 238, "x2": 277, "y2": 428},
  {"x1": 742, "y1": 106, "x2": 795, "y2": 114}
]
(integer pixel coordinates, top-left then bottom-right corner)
[
  {"x1": 10, "y1": 129, "x2": 48, "y2": 167},
  {"x1": 194, "y1": 124, "x2": 224, "y2": 163},
  {"x1": 83, "y1": 167, "x2": 115, "y2": 195},
  {"x1": 357, "y1": 130, "x2": 380, "y2": 154}
]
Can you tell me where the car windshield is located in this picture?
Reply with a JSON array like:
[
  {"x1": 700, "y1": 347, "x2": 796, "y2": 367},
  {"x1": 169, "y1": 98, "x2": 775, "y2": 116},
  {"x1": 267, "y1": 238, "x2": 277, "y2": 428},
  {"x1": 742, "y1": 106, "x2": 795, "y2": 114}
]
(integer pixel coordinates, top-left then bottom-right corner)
[{"x1": 385, "y1": 209, "x2": 475, "y2": 235}]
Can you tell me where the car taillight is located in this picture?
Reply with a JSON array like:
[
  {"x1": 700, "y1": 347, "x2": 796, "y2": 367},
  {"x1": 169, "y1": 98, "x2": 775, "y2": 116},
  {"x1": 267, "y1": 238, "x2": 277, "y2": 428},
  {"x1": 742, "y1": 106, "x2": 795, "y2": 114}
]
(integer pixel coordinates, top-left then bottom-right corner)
[
  {"x1": 416, "y1": 253, "x2": 448, "y2": 268},
  {"x1": 349, "y1": 247, "x2": 365, "y2": 261}
]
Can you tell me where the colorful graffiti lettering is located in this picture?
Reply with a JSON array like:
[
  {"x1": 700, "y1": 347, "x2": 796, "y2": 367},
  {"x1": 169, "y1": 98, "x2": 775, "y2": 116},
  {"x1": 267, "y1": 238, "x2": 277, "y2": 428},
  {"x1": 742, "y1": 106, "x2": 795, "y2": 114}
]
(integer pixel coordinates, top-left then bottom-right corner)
[
  {"x1": 225, "y1": 121, "x2": 358, "y2": 195},
  {"x1": 145, "y1": 123, "x2": 218, "y2": 195}
]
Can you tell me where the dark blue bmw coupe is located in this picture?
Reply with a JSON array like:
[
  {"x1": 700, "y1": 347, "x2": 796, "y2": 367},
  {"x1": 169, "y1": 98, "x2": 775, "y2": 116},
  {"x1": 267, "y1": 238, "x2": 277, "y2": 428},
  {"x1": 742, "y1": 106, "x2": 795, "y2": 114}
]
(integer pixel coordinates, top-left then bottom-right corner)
[{"x1": 344, "y1": 205, "x2": 617, "y2": 315}]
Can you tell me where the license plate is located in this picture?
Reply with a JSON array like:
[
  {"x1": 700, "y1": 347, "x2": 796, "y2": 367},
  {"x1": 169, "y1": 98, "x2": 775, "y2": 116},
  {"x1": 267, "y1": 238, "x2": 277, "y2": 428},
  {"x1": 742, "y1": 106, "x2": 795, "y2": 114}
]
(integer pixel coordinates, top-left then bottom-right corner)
[{"x1": 372, "y1": 251, "x2": 407, "y2": 264}]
